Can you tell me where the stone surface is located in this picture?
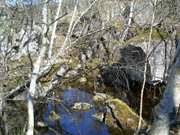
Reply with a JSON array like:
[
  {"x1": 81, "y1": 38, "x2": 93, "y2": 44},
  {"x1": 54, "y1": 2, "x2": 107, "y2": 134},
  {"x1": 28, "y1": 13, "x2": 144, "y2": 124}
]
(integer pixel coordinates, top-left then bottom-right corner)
[
  {"x1": 133, "y1": 0, "x2": 154, "y2": 27},
  {"x1": 93, "y1": 98, "x2": 147, "y2": 133},
  {"x1": 135, "y1": 41, "x2": 176, "y2": 81},
  {"x1": 93, "y1": 92, "x2": 112, "y2": 103},
  {"x1": 107, "y1": 99, "x2": 146, "y2": 129},
  {"x1": 48, "y1": 110, "x2": 60, "y2": 121},
  {"x1": 72, "y1": 102, "x2": 93, "y2": 111},
  {"x1": 118, "y1": 45, "x2": 152, "y2": 81},
  {"x1": 100, "y1": 45, "x2": 151, "y2": 90}
]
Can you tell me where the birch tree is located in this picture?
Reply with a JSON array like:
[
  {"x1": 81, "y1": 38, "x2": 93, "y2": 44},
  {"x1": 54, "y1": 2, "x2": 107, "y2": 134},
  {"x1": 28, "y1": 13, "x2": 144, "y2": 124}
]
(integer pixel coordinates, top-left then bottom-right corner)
[
  {"x1": 26, "y1": 1, "x2": 48, "y2": 135},
  {"x1": 59, "y1": 0, "x2": 78, "y2": 57},
  {"x1": 149, "y1": 36, "x2": 180, "y2": 135},
  {"x1": 48, "y1": 0, "x2": 62, "y2": 59},
  {"x1": 121, "y1": 0, "x2": 135, "y2": 41}
]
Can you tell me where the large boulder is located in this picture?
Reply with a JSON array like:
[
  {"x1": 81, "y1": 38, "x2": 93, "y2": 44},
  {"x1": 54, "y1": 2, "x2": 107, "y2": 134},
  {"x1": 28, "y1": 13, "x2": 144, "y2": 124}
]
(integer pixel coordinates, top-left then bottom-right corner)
[
  {"x1": 100, "y1": 45, "x2": 151, "y2": 90},
  {"x1": 100, "y1": 63, "x2": 129, "y2": 90},
  {"x1": 135, "y1": 41, "x2": 176, "y2": 81},
  {"x1": 93, "y1": 98, "x2": 147, "y2": 134},
  {"x1": 119, "y1": 45, "x2": 152, "y2": 81}
]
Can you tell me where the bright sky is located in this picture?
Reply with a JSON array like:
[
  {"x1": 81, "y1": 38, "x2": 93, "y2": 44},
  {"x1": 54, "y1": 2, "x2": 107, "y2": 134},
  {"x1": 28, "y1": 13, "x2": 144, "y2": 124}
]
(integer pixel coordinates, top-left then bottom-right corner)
[{"x1": 5, "y1": 0, "x2": 47, "y2": 6}]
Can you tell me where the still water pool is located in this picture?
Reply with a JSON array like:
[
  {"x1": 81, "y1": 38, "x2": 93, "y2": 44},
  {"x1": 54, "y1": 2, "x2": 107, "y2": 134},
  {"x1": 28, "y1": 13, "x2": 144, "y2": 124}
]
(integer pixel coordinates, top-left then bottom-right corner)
[{"x1": 43, "y1": 89, "x2": 110, "y2": 135}]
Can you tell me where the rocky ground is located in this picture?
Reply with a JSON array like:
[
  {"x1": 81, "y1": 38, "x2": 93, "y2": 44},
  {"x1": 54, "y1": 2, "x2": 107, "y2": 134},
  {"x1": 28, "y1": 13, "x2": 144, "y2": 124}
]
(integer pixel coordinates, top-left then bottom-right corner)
[{"x1": 0, "y1": 0, "x2": 180, "y2": 134}]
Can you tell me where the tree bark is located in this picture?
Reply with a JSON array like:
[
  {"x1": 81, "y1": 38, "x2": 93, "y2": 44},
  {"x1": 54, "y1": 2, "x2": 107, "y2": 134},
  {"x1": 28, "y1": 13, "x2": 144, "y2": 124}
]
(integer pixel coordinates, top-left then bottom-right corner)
[
  {"x1": 48, "y1": 0, "x2": 62, "y2": 59},
  {"x1": 149, "y1": 38, "x2": 180, "y2": 135},
  {"x1": 26, "y1": 1, "x2": 48, "y2": 135},
  {"x1": 59, "y1": 0, "x2": 78, "y2": 57},
  {"x1": 121, "y1": 0, "x2": 135, "y2": 41}
]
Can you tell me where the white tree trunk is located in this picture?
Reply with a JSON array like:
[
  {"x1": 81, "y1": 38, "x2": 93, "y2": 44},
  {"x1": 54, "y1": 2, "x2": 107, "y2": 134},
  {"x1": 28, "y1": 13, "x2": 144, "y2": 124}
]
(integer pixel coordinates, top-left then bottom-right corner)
[
  {"x1": 59, "y1": 0, "x2": 78, "y2": 57},
  {"x1": 27, "y1": 1, "x2": 48, "y2": 135},
  {"x1": 71, "y1": 0, "x2": 98, "y2": 36},
  {"x1": 26, "y1": 46, "x2": 47, "y2": 135},
  {"x1": 28, "y1": 47, "x2": 47, "y2": 97},
  {"x1": 48, "y1": 0, "x2": 62, "y2": 59},
  {"x1": 121, "y1": 0, "x2": 135, "y2": 41},
  {"x1": 26, "y1": 96, "x2": 34, "y2": 135},
  {"x1": 149, "y1": 39, "x2": 180, "y2": 135}
]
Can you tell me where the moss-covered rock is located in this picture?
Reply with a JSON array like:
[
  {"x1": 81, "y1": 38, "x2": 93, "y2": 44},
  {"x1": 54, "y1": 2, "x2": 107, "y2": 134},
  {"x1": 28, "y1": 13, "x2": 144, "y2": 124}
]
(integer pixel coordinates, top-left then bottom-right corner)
[
  {"x1": 48, "y1": 110, "x2": 61, "y2": 121},
  {"x1": 107, "y1": 99, "x2": 146, "y2": 130},
  {"x1": 1, "y1": 56, "x2": 31, "y2": 94},
  {"x1": 93, "y1": 92, "x2": 112, "y2": 103},
  {"x1": 62, "y1": 72, "x2": 98, "y2": 92},
  {"x1": 111, "y1": 20, "x2": 124, "y2": 32},
  {"x1": 126, "y1": 28, "x2": 168, "y2": 44},
  {"x1": 93, "y1": 98, "x2": 147, "y2": 134},
  {"x1": 85, "y1": 58, "x2": 101, "y2": 69},
  {"x1": 40, "y1": 63, "x2": 61, "y2": 83}
]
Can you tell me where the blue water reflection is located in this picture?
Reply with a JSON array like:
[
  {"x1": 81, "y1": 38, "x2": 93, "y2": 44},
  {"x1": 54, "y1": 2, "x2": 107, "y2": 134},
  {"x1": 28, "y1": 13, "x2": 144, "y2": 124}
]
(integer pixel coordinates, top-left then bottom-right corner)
[{"x1": 43, "y1": 89, "x2": 110, "y2": 135}]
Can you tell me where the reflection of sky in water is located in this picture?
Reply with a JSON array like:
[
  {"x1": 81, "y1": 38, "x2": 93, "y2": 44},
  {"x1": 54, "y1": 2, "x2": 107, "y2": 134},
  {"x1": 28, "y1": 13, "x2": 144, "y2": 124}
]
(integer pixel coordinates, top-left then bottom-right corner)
[{"x1": 43, "y1": 89, "x2": 110, "y2": 135}]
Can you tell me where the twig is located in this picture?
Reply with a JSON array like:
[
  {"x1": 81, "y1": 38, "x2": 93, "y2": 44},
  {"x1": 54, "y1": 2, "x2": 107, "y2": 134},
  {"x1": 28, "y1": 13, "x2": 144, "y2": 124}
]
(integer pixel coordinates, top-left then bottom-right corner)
[
  {"x1": 59, "y1": 0, "x2": 78, "y2": 56},
  {"x1": 121, "y1": 0, "x2": 135, "y2": 41},
  {"x1": 136, "y1": 0, "x2": 157, "y2": 134},
  {"x1": 72, "y1": 27, "x2": 111, "y2": 45},
  {"x1": 48, "y1": 12, "x2": 68, "y2": 26},
  {"x1": 48, "y1": 0, "x2": 63, "y2": 59},
  {"x1": 70, "y1": 0, "x2": 99, "y2": 36}
]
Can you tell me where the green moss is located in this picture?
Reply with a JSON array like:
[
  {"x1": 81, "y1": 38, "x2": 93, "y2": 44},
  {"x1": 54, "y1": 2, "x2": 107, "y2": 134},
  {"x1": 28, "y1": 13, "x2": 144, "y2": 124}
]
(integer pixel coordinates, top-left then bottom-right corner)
[
  {"x1": 108, "y1": 25, "x2": 169, "y2": 47},
  {"x1": 85, "y1": 58, "x2": 101, "y2": 69},
  {"x1": 93, "y1": 98, "x2": 147, "y2": 134},
  {"x1": 126, "y1": 28, "x2": 168, "y2": 44},
  {"x1": 63, "y1": 75, "x2": 95, "y2": 91},
  {"x1": 62, "y1": 68, "x2": 100, "y2": 92},
  {"x1": 68, "y1": 57, "x2": 80, "y2": 69},
  {"x1": 177, "y1": 32, "x2": 180, "y2": 38},
  {"x1": 1, "y1": 56, "x2": 32, "y2": 91},
  {"x1": 108, "y1": 126, "x2": 126, "y2": 135},
  {"x1": 15, "y1": 76, "x2": 24, "y2": 85},
  {"x1": 111, "y1": 20, "x2": 124, "y2": 32},
  {"x1": 109, "y1": 99, "x2": 140, "y2": 118},
  {"x1": 62, "y1": 57, "x2": 102, "y2": 90},
  {"x1": 49, "y1": 110, "x2": 60, "y2": 121},
  {"x1": 9, "y1": 56, "x2": 32, "y2": 71},
  {"x1": 40, "y1": 63, "x2": 61, "y2": 83},
  {"x1": 111, "y1": 40, "x2": 125, "y2": 46},
  {"x1": 107, "y1": 99, "x2": 147, "y2": 129},
  {"x1": 4, "y1": 76, "x2": 25, "y2": 90}
]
